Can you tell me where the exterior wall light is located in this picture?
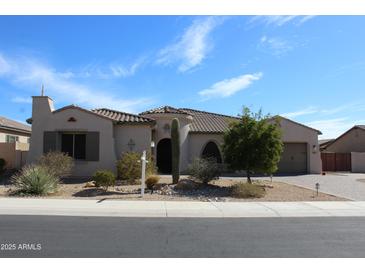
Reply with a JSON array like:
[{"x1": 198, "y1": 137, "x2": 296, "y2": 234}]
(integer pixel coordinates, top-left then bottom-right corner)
[
  {"x1": 312, "y1": 144, "x2": 317, "y2": 153},
  {"x1": 151, "y1": 141, "x2": 155, "y2": 148}
]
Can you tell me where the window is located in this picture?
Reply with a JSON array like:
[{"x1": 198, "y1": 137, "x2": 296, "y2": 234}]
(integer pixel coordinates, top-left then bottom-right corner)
[
  {"x1": 61, "y1": 133, "x2": 86, "y2": 160},
  {"x1": 6, "y1": 135, "x2": 19, "y2": 143}
]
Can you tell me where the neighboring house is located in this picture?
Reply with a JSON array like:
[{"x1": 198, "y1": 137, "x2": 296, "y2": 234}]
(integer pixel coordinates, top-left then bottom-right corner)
[
  {"x1": 0, "y1": 116, "x2": 31, "y2": 169},
  {"x1": 27, "y1": 95, "x2": 322, "y2": 176},
  {"x1": 321, "y1": 125, "x2": 365, "y2": 172},
  {"x1": 319, "y1": 139, "x2": 334, "y2": 150}
]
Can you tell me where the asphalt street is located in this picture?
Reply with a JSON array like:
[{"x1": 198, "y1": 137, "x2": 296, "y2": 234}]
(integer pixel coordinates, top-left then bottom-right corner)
[{"x1": 1, "y1": 215, "x2": 365, "y2": 257}]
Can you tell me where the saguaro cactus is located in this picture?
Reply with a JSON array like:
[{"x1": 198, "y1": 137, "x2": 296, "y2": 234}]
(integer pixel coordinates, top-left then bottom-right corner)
[{"x1": 171, "y1": 118, "x2": 180, "y2": 184}]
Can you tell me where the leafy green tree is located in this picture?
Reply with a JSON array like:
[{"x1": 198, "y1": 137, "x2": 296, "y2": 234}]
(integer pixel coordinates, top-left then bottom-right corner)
[
  {"x1": 171, "y1": 118, "x2": 180, "y2": 184},
  {"x1": 222, "y1": 107, "x2": 283, "y2": 183}
]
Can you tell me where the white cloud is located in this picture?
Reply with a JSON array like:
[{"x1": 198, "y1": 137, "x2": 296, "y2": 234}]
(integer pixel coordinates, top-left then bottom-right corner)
[
  {"x1": 307, "y1": 118, "x2": 365, "y2": 139},
  {"x1": 297, "y1": 16, "x2": 316, "y2": 25},
  {"x1": 281, "y1": 107, "x2": 318, "y2": 119},
  {"x1": 250, "y1": 16, "x2": 316, "y2": 27},
  {"x1": 157, "y1": 16, "x2": 223, "y2": 72},
  {"x1": 282, "y1": 102, "x2": 365, "y2": 139},
  {"x1": 259, "y1": 35, "x2": 293, "y2": 56},
  {"x1": 0, "y1": 53, "x2": 153, "y2": 112},
  {"x1": 61, "y1": 58, "x2": 145, "y2": 80},
  {"x1": 0, "y1": 55, "x2": 11, "y2": 74},
  {"x1": 281, "y1": 102, "x2": 365, "y2": 119},
  {"x1": 109, "y1": 58, "x2": 143, "y2": 78},
  {"x1": 198, "y1": 72, "x2": 262, "y2": 100}
]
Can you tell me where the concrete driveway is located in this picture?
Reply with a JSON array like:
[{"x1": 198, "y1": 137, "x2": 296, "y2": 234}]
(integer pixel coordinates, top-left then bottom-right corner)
[{"x1": 264, "y1": 173, "x2": 365, "y2": 201}]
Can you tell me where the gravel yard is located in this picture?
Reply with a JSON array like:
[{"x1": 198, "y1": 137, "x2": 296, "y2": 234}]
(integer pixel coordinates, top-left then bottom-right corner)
[{"x1": 0, "y1": 175, "x2": 346, "y2": 202}]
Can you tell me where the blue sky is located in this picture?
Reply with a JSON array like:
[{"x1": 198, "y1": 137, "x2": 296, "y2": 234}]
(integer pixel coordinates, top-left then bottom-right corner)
[{"x1": 0, "y1": 15, "x2": 364, "y2": 139}]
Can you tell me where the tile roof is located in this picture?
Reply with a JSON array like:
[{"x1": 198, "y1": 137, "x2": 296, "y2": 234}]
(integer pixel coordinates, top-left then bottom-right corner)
[
  {"x1": 140, "y1": 106, "x2": 190, "y2": 115},
  {"x1": 92, "y1": 108, "x2": 155, "y2": 124},
  {"x1": 356, "y1": 125, "x2": 365, "y2": 130},
  {"x1": 179, "y1": 108, "x2": 240, "y2": 133},
  {"x1": 0, "y1": 116, "x2": 31, "y2": 133}
]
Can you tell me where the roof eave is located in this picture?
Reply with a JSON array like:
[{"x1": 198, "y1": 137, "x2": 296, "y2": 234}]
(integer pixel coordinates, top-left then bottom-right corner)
[{"x1": 0, "y1": 125, "x2": 31, "y2": 134}]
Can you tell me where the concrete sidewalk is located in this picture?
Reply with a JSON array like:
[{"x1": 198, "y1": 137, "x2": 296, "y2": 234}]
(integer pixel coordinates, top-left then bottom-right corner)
[{"x1": 2, "y1": 198, "x2": 365, "y2": 217}]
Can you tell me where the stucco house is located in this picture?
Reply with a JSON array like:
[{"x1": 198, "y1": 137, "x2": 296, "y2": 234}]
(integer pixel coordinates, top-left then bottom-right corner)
[
  {"x1": 321, "y1": 125, "x2": 365, "y2": 172},
  {"x1": 27, "y1": 95, "x2": 322, "y2": 176},
  {"x1": 0, "y1": 116, "x2": 31, "y2": 169}
]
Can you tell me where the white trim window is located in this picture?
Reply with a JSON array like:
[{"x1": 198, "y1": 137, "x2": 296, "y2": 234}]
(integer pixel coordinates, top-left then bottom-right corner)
[{"x1": 6, "y1": 135, "x2": 19, "y2": 143}]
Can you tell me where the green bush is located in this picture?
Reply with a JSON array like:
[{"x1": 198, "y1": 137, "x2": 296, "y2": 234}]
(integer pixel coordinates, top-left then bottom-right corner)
[
  {"x1": 231, "y1": 183, "x2": 265, "y2": 198},
  {"x1": 38, "y1": 151, "x2": 74, "y2": 178},
  {"x1": 187, "y1": 157, "x2": 221, "y2": 184},
  {"x1": 145, "y1": 175, "x2": 160, "y2": 193},
  {"x1": 11, "y1": 165, "x2": 60, "y2": 196},
  {"x1": 116, "y1": 152, "x2": 156, "y2": 184},
  {"x1": 92, "y1": 170, "x2": 116, "y2": 191},
  {"x1": 0, "y1": 158, "x2": 6, "y2": 174}
]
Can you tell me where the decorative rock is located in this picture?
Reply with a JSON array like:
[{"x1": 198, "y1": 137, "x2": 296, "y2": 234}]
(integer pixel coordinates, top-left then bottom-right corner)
[{"x1": 84, "y1": 181, "x2": 96, "y2": 188}]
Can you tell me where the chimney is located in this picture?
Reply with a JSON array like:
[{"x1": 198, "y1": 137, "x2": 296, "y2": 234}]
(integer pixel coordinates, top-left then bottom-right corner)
[{"x1": 31, "y1": 86, "x2": 54, "y2": 120}]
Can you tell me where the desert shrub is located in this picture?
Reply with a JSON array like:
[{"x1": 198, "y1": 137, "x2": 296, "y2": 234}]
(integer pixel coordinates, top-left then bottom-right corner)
[
  {"x1": 0, "y1": 158, "x2": 6, "y2": 174},
  {"x1": 92, "y1": 170, "x2": 116, "y2": 191},
  {"x1": 116, "y1": 152, "x2": 156, "y2": 184},
  {"x1": 11, "y1": 165, "x2": 59, "y2": 196},
  {"x1": 187, "y1": 157, "x2": 221, "y2": 184},
  {"x1": 145, "y1": 175, "x2": 160, "y2": 193},
  {"x1": 38, "y1": 151, "x2": 74, "y2": 178},
  {"x1": 231, "y1": 183, "x2": 265, "y2": 199}
]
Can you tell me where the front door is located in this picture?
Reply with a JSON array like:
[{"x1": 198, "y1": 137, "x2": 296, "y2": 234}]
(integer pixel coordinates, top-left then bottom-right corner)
[{"x1": 156, "y1": 138, "x2": 172, "y2": 174}]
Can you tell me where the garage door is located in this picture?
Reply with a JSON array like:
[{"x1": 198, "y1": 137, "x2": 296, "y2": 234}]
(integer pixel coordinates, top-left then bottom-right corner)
[{"x1": 277, "y1": 143, "x2": 307, "y2": 174}]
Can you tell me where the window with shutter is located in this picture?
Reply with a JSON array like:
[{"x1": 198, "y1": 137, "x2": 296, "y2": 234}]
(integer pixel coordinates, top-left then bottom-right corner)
[
  {"x1": 85, "y1": 132, "x2": 100, "y2": 161},
  {"x1": 43, "y1": 131, "x2": 58, "y2": 153}
]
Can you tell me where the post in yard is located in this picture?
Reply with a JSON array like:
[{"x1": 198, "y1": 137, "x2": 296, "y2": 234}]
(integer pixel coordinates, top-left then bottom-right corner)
[
  {"x1": 140, "y1": 150, "x2": 147, "y2": 197},
  {"x1": 315, "y1": 182, "x2": 320, "y2": 196}
]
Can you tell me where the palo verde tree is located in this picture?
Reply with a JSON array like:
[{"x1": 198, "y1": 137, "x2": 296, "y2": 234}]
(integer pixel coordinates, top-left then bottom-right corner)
[
  {"x1": 171, "y1": 118, "x2": 180, "y2": 184},
  {"x1": 222, "y1": 107, "x2": 283, "y2": 183}
]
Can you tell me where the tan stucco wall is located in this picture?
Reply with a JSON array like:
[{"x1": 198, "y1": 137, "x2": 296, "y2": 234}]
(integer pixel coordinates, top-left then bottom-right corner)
[
  {"x1": 143, "y1": 113, "x2": 192, "y2": 171},
  {"x1": 325, "y1": 128, "x2": 365, "y2": 153},
  {"x1": 188, "y1": 133, "x2": 223, "y2": 170},
  {"x1": 0, "y1": 142, "x2": 28, "y2": 169},
  {"x1": 274, "y1": 118, "x2": 322, "y2": 174},
  {"x1": 28, "y1": 97, "x2": 117, "y2": 176},
  {"x1": 351, "y1": 152, "x2": 365, "y2": 173},
  {"x1": 114, "y1": 124, "x2": 152, "y2": 159}
]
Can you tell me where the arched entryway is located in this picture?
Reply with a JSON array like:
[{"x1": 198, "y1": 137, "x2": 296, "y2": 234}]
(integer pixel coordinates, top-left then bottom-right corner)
[
  {"x1": 202, "y1": 141, "x2": 222, "y2": 163},
  {"x1": 157, "y1": 138, "x2": 172, "y2": 174}
]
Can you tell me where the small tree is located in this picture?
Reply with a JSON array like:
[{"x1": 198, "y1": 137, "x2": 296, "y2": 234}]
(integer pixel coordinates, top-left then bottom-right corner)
[
  {"x1": 171, "y1": 118, "x2": 180, "y2": 184},
  {"x1": 222, "y1": 107, "x2": 283, "y2": 183}
]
